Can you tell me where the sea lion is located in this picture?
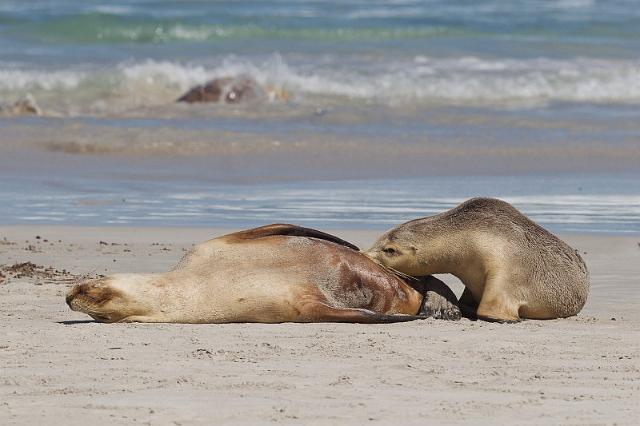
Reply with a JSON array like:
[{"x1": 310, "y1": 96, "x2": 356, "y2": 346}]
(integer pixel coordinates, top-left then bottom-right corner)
[
  {"x1": 66, "y1": 224, "x2": 460, "y2": 323},
  {"x1": 364, "y1": 198, "x2": 589, "y2": 322}
]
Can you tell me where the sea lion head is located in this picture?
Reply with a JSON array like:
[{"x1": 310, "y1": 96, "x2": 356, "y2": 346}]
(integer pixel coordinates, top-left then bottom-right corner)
[
  {"x1": 363, "y1": 213, "x2": 455, "y2": 277},
  {"x1": 66, "y1": 275, "x2": 154, "y2": 323},
  {"x1": 363, "y1": 228, "x2": 424, "y2": 276}
]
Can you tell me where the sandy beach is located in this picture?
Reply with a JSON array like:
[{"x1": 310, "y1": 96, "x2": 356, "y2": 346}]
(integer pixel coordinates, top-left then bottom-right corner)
[
  {"x1": 1, "y1": 225, "x2": 638, "y2": 425},
  {"x1": 2, "y1": 2, "x2": 640, "y2": 424}
]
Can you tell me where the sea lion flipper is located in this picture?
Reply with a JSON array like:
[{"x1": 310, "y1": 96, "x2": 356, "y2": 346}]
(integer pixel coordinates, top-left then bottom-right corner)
[
  {"x1": 415, "y1": 276, "x2": 461, "y2": 320},
  {"x1": 301, "y1": 302, "x2": 424, "y2": 323},
  {"x1": 226, "y1": 224, "x2": 360, "y2": 251},
  {"x1": 476, "y1": 281, "x2": 522, "y2": 322}
]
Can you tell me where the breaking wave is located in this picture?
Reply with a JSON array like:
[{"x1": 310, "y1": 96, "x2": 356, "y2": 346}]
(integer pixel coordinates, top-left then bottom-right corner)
[{"x1": 2, "y1": 55, "x2": 640, "y2": 114}]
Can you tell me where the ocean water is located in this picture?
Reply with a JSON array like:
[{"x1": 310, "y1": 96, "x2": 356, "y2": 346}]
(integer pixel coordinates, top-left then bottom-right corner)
[
  {"x1": 1, "y1": 172, "x2": 639, "y2": 233},
  {"x1": 1, "y1": 0, "x2": 640, "y2": 112},
  {"x1": 0, "y1": 1, "x2": 639, "y2": 232}
]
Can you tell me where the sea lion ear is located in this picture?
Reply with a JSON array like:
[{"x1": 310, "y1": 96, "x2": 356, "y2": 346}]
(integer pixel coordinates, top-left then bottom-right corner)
[{"x1": 225, "y1": 224, "x2": 360, "y2": 251}]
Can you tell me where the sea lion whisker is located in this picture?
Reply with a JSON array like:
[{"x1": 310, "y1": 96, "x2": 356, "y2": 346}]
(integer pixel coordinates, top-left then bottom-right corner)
[{"x1": 362, "y1": 252, "x2": 418, "y2": 281}]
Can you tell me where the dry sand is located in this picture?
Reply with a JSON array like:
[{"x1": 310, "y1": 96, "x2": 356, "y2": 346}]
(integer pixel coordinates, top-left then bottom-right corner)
[{"x1": 1, "y1": 225, "x2": 638, "y2": 425}]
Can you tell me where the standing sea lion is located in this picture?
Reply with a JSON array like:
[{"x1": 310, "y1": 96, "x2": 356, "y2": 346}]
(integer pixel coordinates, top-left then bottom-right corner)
[
  {"x1": 364, "y1": 198, "x2": 589, "y2": 322},
  {"x1": 66, "y1": 224, "x2": 460, "y2": 323}
]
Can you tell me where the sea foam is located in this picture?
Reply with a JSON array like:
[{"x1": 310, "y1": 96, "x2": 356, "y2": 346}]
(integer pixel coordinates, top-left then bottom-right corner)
[{"x1": 2, "y1": 55, "x2": 640, "y2": 113}]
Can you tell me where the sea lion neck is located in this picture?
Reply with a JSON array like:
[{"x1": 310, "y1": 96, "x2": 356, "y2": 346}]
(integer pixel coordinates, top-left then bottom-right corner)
[{"x1": 415, "y1": 230, "x2": 488, "y2": 295}]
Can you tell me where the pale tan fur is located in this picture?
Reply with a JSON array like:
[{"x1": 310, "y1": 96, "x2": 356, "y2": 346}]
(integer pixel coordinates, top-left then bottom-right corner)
[
  {"x1": 69, "y1": 238, "x2": 334, "y2": 323},
  {"x1": 364, "y1": 198, "x2": 590, "y2": 322},
  {"x1": 66, "y1": 226, "x2": 460, "y2": 324}
]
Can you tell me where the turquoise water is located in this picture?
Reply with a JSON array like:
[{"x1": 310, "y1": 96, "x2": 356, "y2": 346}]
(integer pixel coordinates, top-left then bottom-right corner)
[
  {"x1": 0, "y1": 1, "x2": 639, "y2": 232},
  {"x1": 2, "y1": 0, "x2": 640, "y2": 109}
]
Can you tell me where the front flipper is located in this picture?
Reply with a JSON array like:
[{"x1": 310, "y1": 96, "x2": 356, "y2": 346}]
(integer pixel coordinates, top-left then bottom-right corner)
[
  {"x1": 224, "y1": 223, "x2": 359, "y2": 251},
  {"x1": 414, "y1": 276, "x2": 461, "y2": 320},
  {"x1": 476, "y1": 282, "x2": 523, "y2": 323}
]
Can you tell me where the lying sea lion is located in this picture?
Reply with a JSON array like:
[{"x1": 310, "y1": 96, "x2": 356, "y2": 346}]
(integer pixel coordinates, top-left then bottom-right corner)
[
  {"x1": 364, "y1": 198, "x2": 589, "y2": 322},
  {"x1": 66, "y1": 224, "x2": 460, "y2": 323}
]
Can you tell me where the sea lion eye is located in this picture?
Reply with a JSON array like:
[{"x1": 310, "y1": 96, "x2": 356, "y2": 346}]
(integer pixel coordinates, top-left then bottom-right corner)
[{"x1": 382, "y1": 247, "x2": 397, "y2": 255}]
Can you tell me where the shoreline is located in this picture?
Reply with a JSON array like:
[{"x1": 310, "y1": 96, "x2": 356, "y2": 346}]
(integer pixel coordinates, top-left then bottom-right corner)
[{"x1": 2, "y1": 172, "x2": 639, "y2": 233}]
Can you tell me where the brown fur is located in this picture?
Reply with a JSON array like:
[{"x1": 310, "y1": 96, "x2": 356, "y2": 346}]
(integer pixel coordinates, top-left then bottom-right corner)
[
  {"x1": 66, "y1": 225, "x2": 460, "y2": 324},
  {"x1": 364, "y1": 198, "x2": 590, "y2": 322},
  {"x1": 226, "y1": 223, "x2": 359, "y2": 250}
]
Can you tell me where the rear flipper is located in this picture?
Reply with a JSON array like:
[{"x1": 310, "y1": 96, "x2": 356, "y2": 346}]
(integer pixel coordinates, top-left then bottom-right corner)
[
  {"x1": 302, "y1": 302, "x2": 426, "y2": 324},
  {"x1": 414, "y1": 276, "x2": 461, "y2": 320}
]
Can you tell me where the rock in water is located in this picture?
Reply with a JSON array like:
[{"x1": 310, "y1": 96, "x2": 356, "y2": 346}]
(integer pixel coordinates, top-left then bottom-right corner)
[
  {"x1": 177, "y1": 77, "x2": 260, "y2": 104},
  {"x1": 0, "y1": 94, "x2": 42, "y2": 116}
]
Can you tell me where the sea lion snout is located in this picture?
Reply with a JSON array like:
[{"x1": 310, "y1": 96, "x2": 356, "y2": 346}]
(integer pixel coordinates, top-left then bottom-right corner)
[
  {"x1": 363, "y1": 242, "x2": 424, "y2": 278},
  {"x1": 66, "y1": 279, "x2": 113, "y2": 307},
  {"x1": 66, "y1": 274, "x2": 161, "y2": 322},
  {"x1": 65, "y1": 284, "x2": 80, "y2": 307},
  {"x1": 66, "y1": 282, "x2": 96, "y2": 310},
  {"x1": 65, "y1": 278, "x2": 125, "y2": 321}
]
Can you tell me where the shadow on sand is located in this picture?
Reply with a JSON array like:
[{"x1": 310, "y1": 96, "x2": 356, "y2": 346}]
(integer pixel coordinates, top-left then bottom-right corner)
[{"x1": 58, "y1": 320, "x2": 96, "y2": 325}]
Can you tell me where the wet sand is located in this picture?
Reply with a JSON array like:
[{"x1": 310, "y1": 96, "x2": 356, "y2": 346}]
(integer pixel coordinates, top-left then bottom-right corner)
[{"x1": 1, "y1": 226, "x2": 639, "y2": 425}]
